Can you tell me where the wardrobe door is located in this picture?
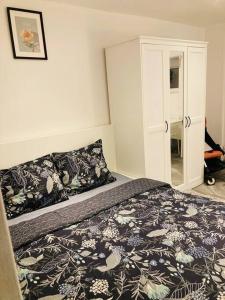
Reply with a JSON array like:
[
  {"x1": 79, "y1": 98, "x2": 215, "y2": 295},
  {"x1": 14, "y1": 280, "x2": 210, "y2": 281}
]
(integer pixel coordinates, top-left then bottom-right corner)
[
  {"x1": 186, "y1": 47, "x2": 206, "y2": 188},
  {"x1": 141, "y1": 44, "x2": 170, "y2": 182}
]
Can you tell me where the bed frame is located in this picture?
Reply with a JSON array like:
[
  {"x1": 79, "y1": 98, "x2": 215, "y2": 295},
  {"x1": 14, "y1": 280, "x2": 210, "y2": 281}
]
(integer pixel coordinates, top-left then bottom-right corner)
[
  {"x1": 0, "y1": 124, "x2": 116, "y2": 299},
  {"x1": 0, "y1": 192, "x2": 22, "y2": 299},
  {"x1": 0, "y1": 125, "x2": 116, "y2": 170}
]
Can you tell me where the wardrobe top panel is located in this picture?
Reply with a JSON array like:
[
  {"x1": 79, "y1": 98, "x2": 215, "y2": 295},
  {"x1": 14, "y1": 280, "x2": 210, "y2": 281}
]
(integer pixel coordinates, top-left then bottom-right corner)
[{"x1": 106, "y1": 36, "x2": 208, "y2": 49}]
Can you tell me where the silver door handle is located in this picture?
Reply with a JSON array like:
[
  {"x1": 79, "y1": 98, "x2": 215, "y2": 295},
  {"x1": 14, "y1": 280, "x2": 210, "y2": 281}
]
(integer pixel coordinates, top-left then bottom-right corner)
[
  {"x1": 185, "y1": 116, "x2": 189, "y2": 128},
  {"x1": 165, "y1": 121, "x2": 168, "y2": 133},
  {"x1": 188, "y1": 116, "x2": 191, "y2": 127}
]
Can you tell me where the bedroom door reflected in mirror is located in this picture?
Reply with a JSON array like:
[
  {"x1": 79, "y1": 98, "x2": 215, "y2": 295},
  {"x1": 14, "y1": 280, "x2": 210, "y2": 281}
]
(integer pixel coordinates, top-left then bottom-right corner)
[{"x1": 170, "y1": 51, "x2": 184, "y2": 186}]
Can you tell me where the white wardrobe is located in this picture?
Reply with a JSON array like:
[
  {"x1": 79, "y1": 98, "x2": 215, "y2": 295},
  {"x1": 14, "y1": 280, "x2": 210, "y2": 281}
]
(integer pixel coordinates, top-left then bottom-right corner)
[{"x1": 106, "y1": 36, "x2": 207, "y2": 190}]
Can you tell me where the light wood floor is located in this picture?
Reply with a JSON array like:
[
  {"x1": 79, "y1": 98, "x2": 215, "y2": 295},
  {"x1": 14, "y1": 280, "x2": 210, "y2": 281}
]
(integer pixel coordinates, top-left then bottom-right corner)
[
  {"x1": 194, "y1": 169, "x2": 225, "y2": 202},
  {"x1": 171, "y1": 153, "x2": 225, "y2": 201}
]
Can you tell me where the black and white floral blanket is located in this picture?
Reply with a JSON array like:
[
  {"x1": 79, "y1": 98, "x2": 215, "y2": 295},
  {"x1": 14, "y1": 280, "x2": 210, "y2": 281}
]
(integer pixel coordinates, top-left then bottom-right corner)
[{"x1": 12, "y1": 180, "x2": 225, "y2": 300}]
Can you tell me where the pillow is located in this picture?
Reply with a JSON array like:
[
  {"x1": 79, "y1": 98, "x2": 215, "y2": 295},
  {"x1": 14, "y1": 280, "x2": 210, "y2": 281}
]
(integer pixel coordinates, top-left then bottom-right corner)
[
  {"x1": 0, "y1": 155, "x2": 68, "y2": 219},
  {"x1": 52, "y1": 139, "x2": 116, "y2": 196}
]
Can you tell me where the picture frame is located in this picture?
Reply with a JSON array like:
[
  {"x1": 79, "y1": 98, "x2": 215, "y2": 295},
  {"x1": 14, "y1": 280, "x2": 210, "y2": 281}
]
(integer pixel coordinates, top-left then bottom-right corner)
[{"x1": 7, "y1": 7, "x2": 48, "y2": 60}]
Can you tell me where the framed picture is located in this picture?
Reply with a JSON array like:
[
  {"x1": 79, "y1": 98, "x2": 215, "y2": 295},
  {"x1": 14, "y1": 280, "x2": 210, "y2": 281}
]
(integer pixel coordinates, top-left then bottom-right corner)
[{"x1": 7, "y1": 7, "x2": 48, "y2": 60}]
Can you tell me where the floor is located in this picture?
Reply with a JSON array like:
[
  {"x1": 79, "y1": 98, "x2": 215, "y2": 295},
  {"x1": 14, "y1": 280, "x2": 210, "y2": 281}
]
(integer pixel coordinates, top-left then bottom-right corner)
[
  {"x1": 193, "y1": 169, "x2": 225, "y2": 202},
  {"x1": 171, "y1": 150, "x2": 225, "y2": 202}
]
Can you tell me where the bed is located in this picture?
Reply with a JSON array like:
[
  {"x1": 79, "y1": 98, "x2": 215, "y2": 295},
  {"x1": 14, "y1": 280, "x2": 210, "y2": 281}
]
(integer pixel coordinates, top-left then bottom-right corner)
[{"x1": 9, "y1": 173, "x2": 225, "y2": 300}]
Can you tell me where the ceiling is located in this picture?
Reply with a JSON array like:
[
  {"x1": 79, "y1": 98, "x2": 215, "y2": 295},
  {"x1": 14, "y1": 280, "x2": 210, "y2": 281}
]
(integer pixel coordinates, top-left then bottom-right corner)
[{"x1": 47, "y1": 0, "x2": 225, "y2": 27}]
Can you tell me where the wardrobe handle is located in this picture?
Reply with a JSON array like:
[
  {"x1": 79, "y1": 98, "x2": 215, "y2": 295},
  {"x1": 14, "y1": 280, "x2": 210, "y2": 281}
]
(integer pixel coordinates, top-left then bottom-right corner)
[
  {"x1": 188, "y1": 116, "x2": 191, "y2": 127},
  {"x1": 185, "y1": 116, "x2": 188, "y2": 128},
  {"x1": 165, "y1": 121, "x2": 168, "y2": 133}
]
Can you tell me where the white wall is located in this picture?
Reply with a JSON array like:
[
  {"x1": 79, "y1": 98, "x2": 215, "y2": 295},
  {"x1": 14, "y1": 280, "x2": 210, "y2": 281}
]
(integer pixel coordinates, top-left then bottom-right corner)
[
  {"x1": 0, "y1": 0, "x2": 205, "y2": 144},
  {"x1": 205, "y1": 24, "x2": 225, "y2": 144}
]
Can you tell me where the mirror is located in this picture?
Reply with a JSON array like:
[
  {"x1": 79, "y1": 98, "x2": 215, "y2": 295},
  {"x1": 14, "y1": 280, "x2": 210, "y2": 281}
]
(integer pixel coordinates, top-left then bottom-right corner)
[{"x1": 170, "y1": 52, "x2": 184, "y2": 186}]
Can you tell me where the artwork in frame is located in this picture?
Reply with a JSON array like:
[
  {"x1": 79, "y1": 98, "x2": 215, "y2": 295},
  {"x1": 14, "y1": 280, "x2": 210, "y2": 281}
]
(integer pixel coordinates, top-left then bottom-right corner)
[{"x1": 7, "y1": 7, "x2": 48, "y2": 60}]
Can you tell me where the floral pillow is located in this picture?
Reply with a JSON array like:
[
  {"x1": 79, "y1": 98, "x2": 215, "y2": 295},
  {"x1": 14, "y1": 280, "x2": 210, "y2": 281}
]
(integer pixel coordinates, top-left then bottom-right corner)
[
  {"x1": 0, "y1": 155, "x2": 68, "y2": 220},
  {"x1": 52, "y1": 139, "x2": 116, "y2": 196}
]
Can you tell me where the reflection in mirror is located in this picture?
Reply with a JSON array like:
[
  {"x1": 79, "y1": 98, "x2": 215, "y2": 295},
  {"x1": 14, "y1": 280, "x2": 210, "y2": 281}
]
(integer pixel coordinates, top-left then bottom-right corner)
[{"x1": 170, "y1": 52, "x2": 184, "y2": 186}]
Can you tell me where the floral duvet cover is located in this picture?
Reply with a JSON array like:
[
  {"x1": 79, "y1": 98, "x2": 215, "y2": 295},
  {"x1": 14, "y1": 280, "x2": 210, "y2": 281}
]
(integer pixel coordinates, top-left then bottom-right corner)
[{"x1": 11, "y1": 179, "x2": 225, "y2": 300}]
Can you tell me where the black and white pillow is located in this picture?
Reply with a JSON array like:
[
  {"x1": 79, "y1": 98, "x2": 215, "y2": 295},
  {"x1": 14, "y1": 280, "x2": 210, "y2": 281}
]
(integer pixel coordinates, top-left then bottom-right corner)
[
  {"x1": 0, "y1": 155, "x2": 68, "y2": 219},
  {"x1": 52, "y1": 139, "x2": 116, "y2": 196}
]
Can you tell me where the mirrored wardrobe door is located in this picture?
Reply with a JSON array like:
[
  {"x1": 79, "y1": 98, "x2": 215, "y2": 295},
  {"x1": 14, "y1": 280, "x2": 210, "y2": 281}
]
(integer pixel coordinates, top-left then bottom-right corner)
[{"x1": 169, "y1": 51, "x2": 185, "y2": 186}]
